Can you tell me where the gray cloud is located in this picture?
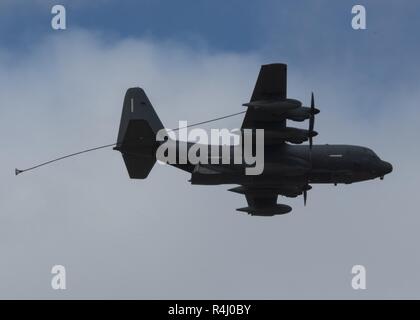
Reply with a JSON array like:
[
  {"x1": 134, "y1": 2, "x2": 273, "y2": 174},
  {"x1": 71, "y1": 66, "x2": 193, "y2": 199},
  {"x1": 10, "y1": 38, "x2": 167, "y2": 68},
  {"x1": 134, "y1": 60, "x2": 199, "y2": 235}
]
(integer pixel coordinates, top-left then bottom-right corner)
[{"x1": 0, "y1": 30, "x2": 418, "y2": 299}]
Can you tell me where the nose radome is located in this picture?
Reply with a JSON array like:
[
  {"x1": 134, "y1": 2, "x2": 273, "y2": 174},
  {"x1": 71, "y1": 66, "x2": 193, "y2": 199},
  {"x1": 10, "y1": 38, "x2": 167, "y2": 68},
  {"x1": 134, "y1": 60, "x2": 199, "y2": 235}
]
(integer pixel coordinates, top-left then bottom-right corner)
[{"x1": 382, "y1": 161, "x2": 393, "y2": 175}]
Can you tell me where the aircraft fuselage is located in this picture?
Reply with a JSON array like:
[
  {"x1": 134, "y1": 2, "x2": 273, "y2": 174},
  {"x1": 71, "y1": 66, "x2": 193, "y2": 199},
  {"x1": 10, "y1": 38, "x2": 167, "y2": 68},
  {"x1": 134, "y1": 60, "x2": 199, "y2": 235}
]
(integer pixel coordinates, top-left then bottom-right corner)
[{"x1": 171, "y1": 143, "x2": 393, "y2": 190}]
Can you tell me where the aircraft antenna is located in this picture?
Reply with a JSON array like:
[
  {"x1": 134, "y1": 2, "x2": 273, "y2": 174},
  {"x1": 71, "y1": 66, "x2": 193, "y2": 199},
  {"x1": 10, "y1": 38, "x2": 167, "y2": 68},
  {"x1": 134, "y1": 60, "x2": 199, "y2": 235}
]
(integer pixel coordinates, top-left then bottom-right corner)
[{"x1": 15, "y1": 110, "x2": 246, "y2": 176}]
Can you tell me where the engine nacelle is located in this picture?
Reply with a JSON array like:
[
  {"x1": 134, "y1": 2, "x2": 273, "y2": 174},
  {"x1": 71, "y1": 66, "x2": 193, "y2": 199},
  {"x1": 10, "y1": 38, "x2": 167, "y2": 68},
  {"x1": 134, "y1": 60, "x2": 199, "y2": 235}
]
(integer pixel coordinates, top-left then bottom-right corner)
[
  {"x1": 283, "y1": 106, "x2": 320, "y2": 122},
  {"x1": 237, "y1": 204, "x2": 292, "y2": 216},
  {"x1": 243, "y1": 98, "x2": 302, "y2": 110},
  {"x1": 261, "y1": 128, "x2": 318, "y2": 144}
]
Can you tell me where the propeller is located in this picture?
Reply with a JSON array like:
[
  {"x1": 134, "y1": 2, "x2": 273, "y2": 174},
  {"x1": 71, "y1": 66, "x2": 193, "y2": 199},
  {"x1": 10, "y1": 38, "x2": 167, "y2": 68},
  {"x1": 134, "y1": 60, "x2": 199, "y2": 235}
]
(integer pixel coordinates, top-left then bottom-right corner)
[
  {"x1": 303, "y1": 184, "x2": 312, "y2": 206},
  {"x1": 308, "y1": 92, "x2": 315, "y2": 149},
  {"x1": 304, "y1": 92, "x2": 318, "y2": 206}
]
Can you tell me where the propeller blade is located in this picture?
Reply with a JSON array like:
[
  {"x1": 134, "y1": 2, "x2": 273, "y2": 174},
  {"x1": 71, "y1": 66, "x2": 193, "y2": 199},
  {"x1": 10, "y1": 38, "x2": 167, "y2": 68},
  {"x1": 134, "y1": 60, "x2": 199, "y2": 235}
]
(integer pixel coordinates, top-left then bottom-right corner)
[
  {"x1": 308, "y1": 92, "x2": 315, "y2": 149},
  {"x1": 311, "y1": 92, "x2": 314, "y2": 108},
  {"x1": 306, "y1": 93, "x2": 316, "y2": 204}
]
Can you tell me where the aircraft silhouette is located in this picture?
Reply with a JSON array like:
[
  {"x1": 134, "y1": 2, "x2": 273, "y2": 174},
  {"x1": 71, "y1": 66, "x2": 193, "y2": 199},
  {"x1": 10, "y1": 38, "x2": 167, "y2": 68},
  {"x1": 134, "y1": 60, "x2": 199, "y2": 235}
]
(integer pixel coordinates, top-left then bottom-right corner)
[{"x1": 114, "y1": 63, "x2": 392, "y2": 216}]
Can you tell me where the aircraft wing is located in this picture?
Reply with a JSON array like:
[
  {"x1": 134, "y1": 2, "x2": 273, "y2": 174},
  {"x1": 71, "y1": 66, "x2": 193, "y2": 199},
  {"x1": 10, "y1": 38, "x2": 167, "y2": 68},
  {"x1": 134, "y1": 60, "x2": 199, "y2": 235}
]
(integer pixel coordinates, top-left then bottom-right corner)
[
  {"x1": 230, "y1": 186, "x2": 293, "y2": 216},
  {"x1": 236, "y1": 192, "x2": 292, "y2": 216},
  {"x1": 241, "y1": 63, "x2": 316, "y2": 145},
  {"x1": 241, "y1": 63, "x2": 288, "y2": 130},
  {"x1": 250, "y1": 63, "x2": 287, "y2": 102}
]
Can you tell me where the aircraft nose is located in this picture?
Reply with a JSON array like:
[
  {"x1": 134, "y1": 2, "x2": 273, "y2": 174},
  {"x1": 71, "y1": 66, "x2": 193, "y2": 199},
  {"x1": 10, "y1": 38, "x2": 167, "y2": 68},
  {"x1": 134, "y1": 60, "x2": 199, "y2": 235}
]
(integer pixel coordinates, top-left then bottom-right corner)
[{"x1": 379, "y1": 161, "x2": 393, "y2": 178}]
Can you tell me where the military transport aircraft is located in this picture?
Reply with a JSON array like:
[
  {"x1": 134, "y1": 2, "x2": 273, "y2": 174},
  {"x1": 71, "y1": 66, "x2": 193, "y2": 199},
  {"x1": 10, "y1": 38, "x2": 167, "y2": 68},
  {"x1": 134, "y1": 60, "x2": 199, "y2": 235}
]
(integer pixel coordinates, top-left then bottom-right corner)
[{"x1": 114, "y1": 63, "x2": 393, "y2": 216}]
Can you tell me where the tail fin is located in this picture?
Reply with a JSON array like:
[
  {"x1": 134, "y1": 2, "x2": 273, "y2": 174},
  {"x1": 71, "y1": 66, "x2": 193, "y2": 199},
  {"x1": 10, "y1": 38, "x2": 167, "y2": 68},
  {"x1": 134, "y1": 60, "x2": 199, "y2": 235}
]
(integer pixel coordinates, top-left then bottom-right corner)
[{"x1": 114, "y1": 88, "x2": 164, "y2": 179}]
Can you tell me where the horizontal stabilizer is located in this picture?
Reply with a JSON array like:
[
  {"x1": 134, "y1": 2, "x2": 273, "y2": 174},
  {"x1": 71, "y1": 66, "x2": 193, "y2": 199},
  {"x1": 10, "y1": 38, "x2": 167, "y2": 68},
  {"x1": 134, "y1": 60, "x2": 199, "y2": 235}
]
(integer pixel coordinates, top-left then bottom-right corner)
[{"x1": 122, "y1": 154, "x2": 155, "y2": 179}]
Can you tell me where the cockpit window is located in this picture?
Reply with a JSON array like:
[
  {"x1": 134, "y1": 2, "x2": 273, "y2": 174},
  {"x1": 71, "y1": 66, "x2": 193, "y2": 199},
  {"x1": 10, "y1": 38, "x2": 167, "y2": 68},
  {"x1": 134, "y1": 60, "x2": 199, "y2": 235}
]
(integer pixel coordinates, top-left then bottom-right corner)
[{"x1": 363, "y1": 148, "x2": 379, "y2": 159}]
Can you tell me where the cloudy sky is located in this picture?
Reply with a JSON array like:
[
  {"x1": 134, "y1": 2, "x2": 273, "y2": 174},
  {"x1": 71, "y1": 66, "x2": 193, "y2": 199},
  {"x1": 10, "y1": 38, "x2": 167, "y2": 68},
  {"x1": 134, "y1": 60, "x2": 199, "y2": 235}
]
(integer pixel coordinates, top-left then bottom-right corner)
[{"x1": 0, "y1": 0, "x2": 419, "y2": 299}]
